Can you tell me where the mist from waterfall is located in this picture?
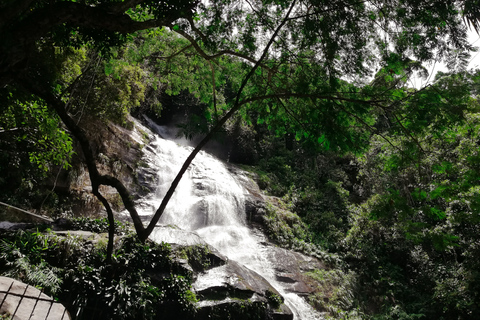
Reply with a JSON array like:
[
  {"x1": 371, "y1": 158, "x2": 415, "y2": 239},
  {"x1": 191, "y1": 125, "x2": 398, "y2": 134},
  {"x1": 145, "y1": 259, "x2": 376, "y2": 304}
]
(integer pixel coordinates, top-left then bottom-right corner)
[{"x1": 134, "y1": 117, "x2": 322, "y2": 319}]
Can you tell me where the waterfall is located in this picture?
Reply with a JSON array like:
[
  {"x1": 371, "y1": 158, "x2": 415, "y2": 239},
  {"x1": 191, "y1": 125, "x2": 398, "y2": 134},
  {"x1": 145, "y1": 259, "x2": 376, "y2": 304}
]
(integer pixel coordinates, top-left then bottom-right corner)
[{"x1": 133, "y1": 117, "x2": 322, "y2": 319}]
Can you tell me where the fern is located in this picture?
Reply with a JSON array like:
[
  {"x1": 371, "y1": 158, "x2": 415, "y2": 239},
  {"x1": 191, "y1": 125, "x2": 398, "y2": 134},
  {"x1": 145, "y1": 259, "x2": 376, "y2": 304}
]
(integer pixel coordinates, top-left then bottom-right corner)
[
  {"x1": 2, "y1": 242, "x2": 63, "y2": 295},
  {"x1": 4, "y1": 257, "x2": 62, "y2": 294}
]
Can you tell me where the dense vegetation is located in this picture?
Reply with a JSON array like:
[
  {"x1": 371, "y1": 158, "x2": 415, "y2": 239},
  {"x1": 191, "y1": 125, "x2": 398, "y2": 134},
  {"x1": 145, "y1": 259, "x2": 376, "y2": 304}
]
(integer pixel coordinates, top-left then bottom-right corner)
[
  {"x1": 248, "y1": 72, "x2": 480, "y2": 318},
  {"x1": 2, "y1": 0, "x2": 480, "y2": 319},
  {"x1": 0, "y1": 221, "x2": 200, "y2": 319}
]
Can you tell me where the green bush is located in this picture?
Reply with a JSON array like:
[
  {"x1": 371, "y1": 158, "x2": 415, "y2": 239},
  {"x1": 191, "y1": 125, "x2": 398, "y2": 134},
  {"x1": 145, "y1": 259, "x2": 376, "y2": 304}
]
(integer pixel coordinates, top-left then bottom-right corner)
[{"x1": 0, "y1": 222, "x2": 198, "y2": 320}]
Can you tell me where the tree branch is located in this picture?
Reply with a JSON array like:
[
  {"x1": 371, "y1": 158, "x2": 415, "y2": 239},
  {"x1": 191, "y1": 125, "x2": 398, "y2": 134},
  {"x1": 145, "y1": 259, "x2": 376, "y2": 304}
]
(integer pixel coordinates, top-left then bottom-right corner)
[
  {"x1": 326, "y1": 99, "x2": 406, "y2": 157},
  {"x1": 144, "y1": 0, "x2": 298, "y2": 237},
  {"x1": 171, "y1": 27, "x2": 274, "y2": 72},
  {"x1": 1, "y1": 1, "x2": 195, "y2": 87},
  {"x1": 12, "y1": 2, "x2": 179, "y2": 41},
  {"x1": 150, "y1": 44, "x2": 193, "y2": 61},
  {"x1": 239, "y1": 92, "x2": 385, "y2": 106},
  {"x1": 19, "y1": 77, "x2": 147, "y2": 241},
  {"x1": 391, "y1": 111, "x2": 425, "y2": 153},
  {"x1": 93, "y1": 190, "x2": 116, "y2": 263}
]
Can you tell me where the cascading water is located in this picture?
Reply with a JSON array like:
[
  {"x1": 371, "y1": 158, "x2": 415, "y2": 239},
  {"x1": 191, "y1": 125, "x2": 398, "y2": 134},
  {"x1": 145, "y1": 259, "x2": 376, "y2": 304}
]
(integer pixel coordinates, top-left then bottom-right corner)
[{"x1": 133, "y1": 117, "x2": 322, "y2": 319}]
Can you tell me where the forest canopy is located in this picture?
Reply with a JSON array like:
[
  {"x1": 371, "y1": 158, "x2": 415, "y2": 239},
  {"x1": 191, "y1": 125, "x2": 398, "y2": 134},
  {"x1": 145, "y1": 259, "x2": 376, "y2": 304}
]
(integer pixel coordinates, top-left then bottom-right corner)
[
  {"x1": 2, "y1": 0, "x2": 480, "y2": 319},
  {"x1": 1, "y1": 0, "x2": 479, "y2": 243}
]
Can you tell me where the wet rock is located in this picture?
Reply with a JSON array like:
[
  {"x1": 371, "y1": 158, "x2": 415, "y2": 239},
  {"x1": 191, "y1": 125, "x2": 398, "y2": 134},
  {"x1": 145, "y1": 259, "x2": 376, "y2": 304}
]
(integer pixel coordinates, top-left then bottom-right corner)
[
  {"x1": 150, "y1": 226, "x2": 292, "y2": 319},
  {"x1": 227, "y1": 164, "x2": 268, "y2": 226},
  {"x1": 52, "y1": 218, "x2": 72, "y2": 230},
  {"x1": 193, "y1": 260, "x2": 293, "y2": 320},
  {"x1": 245, "y1": 198, "x2": 267, "y2": 224},
  {"x1": 267, "y1": 246, "x2": 326, "y2": 296},
  {"x1": 194, "y1": 298, "x2": 288, "y2": 320},
  {"x1": 135, "y1": 166, "x2": 158, "y2": 194},
  {"x1": 150, "y1": 226, "x2": 210, "y2": 247},
  {"x1": 272, "y1": 304, "x2": 296, "y2": 320},
  {"x1": 182, "y1": 246, "x2": 227, "y2": 273},
  {"x1": 150, "y1": 226, "x2": 228, "y2": 282},
  {"x1": 0, "y1": 277, "x2": 71, "y2": 320},
  {"x1": 0, "y1": 221, "x2": 34, "y2": 230}
]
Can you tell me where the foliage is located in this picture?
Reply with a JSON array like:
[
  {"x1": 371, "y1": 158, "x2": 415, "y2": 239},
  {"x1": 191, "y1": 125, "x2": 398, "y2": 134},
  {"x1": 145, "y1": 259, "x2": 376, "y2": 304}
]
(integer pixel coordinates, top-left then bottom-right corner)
[
  {"x1": 263, "y1": 200, "x2": 311, "y2": 248},
  {"x1": 243, "y1": 68, "x2": 480, "y2": 319},
  {"x1": 177, "y1": 244, "x2": 213, "y2": 272},
  {"x1": 261, "y1": 199, "x2": 339, "y2": 265},
  {"x1": 61, "y1": 49, "x2": 149, "y2": 127},
  {"x1": 62, "y1": 232, "x2": 198, "y2": 319},
  {"x1": 0, "y1": 226, "x2": 199, "y2": 320},
  {"x1": 2, "y1": 1, "x2": 480, "y2": 318},
  {"x1": 2, "y1": 0, "x2": 478, "y2": 242},
  {"x1": 332, "y1": 71, "x2": 480, "y2": 319},
  {"x1": 247, "y1": 136, "x2": 356, "y2": 251},
  {"x1": 0, "y1": 90, "x2": 73, "y2": 171},
  {"x1": 0, "y1": 87, "x2": 74, "y2": 207},
  {"x1": 0, "y1": 229, "x2": 82, "y2": 295},
  {"x1": 70, "y1": 217, "x2": 131, "y2": 235},
  {"x1": 305, "y1": 269, "x2": 363, "y2": 319}
]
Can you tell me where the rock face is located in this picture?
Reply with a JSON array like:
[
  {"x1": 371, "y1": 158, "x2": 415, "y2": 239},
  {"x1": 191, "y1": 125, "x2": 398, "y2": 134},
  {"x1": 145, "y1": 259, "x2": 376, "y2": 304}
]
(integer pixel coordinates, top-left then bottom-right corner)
[
  {"x1": 51, "y1": 115, "x2": 152, "y2": 216},
  {"x1": 225, "y1": 159, "x2": 328, "y2": 317},
  {"x1": 0, "y1": 277, "x2": 71, "y2": 320},
  {"x1": 152, "y1": 226, "x2": 294, "y2": 320},
  {"x1": 47, "y1": 115, "x2": 326, "y2": 319},
  {"x1": 267, "y1": 247, "x2": 325, "y2": 296},
  {"x1": 192, "y1": 255, "x2": 293, "y2": 320},
  {"x1": 225, "y1": 163, "x2": 268, "y2": 227}
]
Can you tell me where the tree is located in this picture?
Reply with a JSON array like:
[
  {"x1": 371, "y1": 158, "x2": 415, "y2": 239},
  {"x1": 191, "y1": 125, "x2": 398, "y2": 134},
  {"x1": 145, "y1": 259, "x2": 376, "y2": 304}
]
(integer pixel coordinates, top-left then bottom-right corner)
[
  {"x1": 143, "y1": 0, "x2": 475, "y2": 238},
  {"x1": 1, "y1": 0, "x2": 478, "y2": 261},
  {"x1": 1, "y1": 0, "x2": 197, "y2": 260},
  {"x1": 339, "y1": 69, "x2": 480, "y2": 318}
]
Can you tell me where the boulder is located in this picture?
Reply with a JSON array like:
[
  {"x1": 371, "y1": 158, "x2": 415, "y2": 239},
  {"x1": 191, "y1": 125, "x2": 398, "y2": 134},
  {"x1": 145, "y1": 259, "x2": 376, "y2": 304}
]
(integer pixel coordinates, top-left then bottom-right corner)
[
  {"x1": 0, "y1": 277, "x2": 71, "y2": 320},
  {"x1": 0, "y1": 221, "x2": 34, "y2": 230},
  {"x1": 193, "y1": 260, "x2": 293, "y2": 320},
  {"x1": 149, "y1": 226, "x2": 228, "y2": 282}
]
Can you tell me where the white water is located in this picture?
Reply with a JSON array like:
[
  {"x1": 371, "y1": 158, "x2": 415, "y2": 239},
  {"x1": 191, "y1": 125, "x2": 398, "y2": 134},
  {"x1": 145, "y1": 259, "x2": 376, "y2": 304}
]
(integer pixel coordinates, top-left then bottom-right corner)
[{"x1": 133, "y1": 118, "x2": 322, "y2": 319}]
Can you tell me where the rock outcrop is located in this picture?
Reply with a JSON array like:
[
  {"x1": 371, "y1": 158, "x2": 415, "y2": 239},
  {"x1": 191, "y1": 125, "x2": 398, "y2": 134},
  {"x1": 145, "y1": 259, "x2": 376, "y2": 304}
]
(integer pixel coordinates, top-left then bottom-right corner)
[
  {"x1": 39, "y1": 115, "x2": 327, "y2": 319},
  {"x1": 194, "y1": 260, "x2": 293, "y2": 320},
  {"x1": 152, "y1": 226, "x2": 294, "y2": 319},
  {"x1": 49, "y1": 115, "x2": 153, "y2": 216},
  {"x1": 268, "y1": 246, "x2": 325, "y2": 296}
]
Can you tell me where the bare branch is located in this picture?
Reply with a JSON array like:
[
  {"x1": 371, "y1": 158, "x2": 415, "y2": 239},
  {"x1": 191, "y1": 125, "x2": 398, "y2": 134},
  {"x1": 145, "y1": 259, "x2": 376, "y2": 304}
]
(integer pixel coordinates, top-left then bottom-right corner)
[
  {"x1": 150, "y1": 44, "x2": 193, "y2": 61},
  {"x1": 171, "y1": 27, "x2": 274, "y2": 72},
  {"x1": 145, "y1": 0, "x2": 299, "y2": 237},
  {"x1": 19, "y1": 77, "x2": 148, "y2": 240}
]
